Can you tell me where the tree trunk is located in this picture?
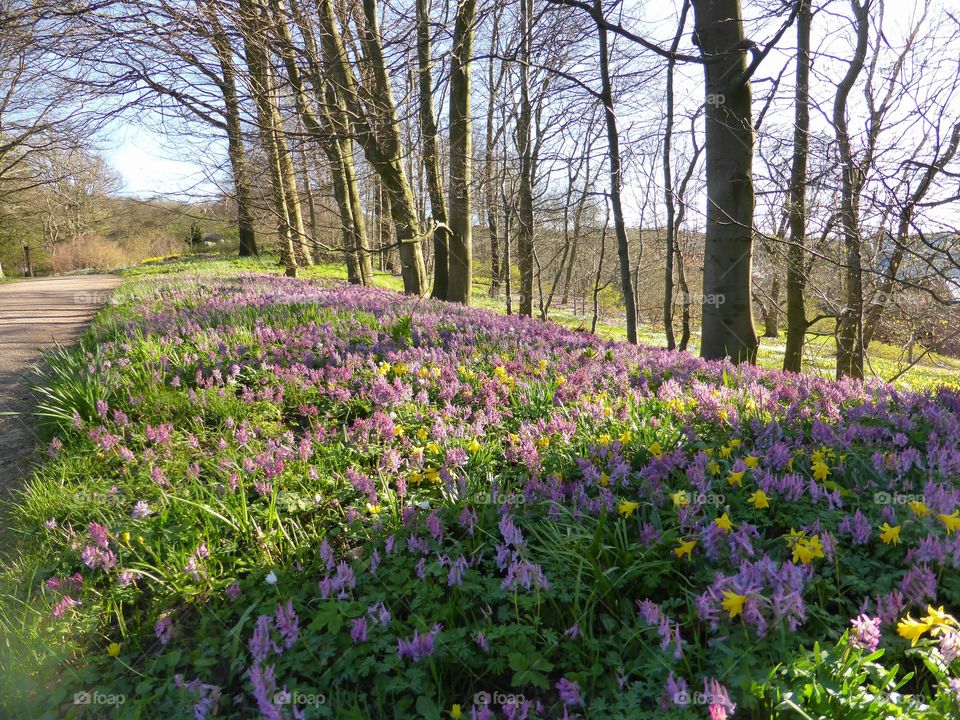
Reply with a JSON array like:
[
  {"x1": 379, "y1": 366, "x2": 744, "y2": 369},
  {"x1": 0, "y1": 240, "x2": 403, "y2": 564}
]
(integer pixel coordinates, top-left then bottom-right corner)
[
  {"x1": 446, "y1": 0, "x2": 477, "y2": 304},
  {"x1": 833, "y1": 0, "x2": 871, "y2": 379},
  {"x1": 784, "y1": 0, "x2": 811, "y2": 371},
  {"x1": 515, "y1": 0, "x2": 534, "y2": 317},
  {"x1": 594, "y1": 0, "x2": 637, "y2": 343},
  {"x1": 317, "y1": 0, "x2": 426, "y2": 294},
  {"x1": 238, "y1": 0, "x2": 296, "y2": 276},
  {"x1": 415, "y1": 0, "x2": 449, "y2": 300},
  {"x1": 764, "y1": 276, "x2": 780, "y2": 337},
  {"x1": 662, "y1": 0, "x2": 690, "y2": 350},
  {"x1": 693, "y1": 0, "x2": 759, "y2": 363}
]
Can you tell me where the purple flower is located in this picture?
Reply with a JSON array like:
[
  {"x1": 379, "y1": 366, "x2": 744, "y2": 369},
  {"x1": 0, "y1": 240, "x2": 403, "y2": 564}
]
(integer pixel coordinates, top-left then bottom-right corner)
[
  {"x1": 849, "y1": 614, "x2": 881, "y2": 652},
  {"x1": 397, "y1": 624, "x2": 441, "y2": 663},
  {"x1": 556, "y1": 677, "x2": 580, "y2": 706},
  {"x1": 351, "y1": 617, "x2": 368, "y2": 643},
  {"x1": 156, "y1": 616, "x2": 173, "y2": 646},
  {"x1": 274, "y1": 600, "x2": 299, "y2": 649},
  {"x1": 131, "y1": 501, "x2": 153, "y2": 519}
]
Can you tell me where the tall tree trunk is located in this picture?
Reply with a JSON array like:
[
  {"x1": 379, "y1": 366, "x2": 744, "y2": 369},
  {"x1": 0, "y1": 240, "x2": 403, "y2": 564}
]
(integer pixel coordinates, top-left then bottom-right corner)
[
  {"x1": 317, "y1": 0, "x2": 426, "y2": 294},
  {"x1": 206, "y1": 5, "x2": 258, "y2": 258},
  {"x1": 784, "y1": 0, "x2": 812, "y2": 371},
  {"x1": 515, "y1": 0, "x2": 535, "y2": 317},
  {"x1": 415, "y1": 0, "x2": 449, "y2": 300},
  {"x1": 485, "y1": 16, "x2": 502, "y2": 297},
  {"x1": 692, "y1": 0, "x2": 759, "y2": 363},
  {"x1": 238, "y1": 0, "x2": 296, "y2": 276},
  {"x1": 594, "y1": 0, "x2": 636, "y2": 343},
  {"x1": 662, "y1": 0, "x2": 690, "y2": 350},
  {"x1": 833, "y1": 0, "x2": 871, "y2": 379},
  {"x1": 446, "y1": 0, "x2": 477, "y2": 304},
  {"x1": 763, "y1": 276, "x2": 781, "y2": 337}
]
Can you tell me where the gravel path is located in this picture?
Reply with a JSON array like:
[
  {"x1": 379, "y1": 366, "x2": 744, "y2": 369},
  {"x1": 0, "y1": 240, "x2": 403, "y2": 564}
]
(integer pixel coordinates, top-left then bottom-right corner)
[{"x1": 0, "y1": 275, "x2": 121, "y2": 500}]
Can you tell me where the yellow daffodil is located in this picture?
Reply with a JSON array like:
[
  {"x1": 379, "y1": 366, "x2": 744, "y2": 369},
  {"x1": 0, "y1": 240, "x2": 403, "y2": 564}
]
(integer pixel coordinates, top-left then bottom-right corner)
[
  {"x1": 671, "y1": 490, "x2": 689, "y2": 508},
  {"x1": 785, "y1": 527, "x2": 805, "y2": 548},
  {"x1": 909, "y1": 500, "x2": 931, "y2": 517},
  {"x1": 451, "y1": 705, "x2": 463, "y2": 719},
  {"x1": 424, "y1": 469, "x2": 440, "y2": 484},
  {"x1": 923, "y1": 605, "x2": 958, "y2": 630},
  {"x1": 599, "y1": 472, "x2": 610, "y2": 487},
  {"x1": 556, "y1": 375, "x2": 566, "y2": 386},
  {"x1": 674, "y1": 539, "x2": 697, "y2": 560},
  {"x1": 107, "y1": 642, "x2": 121, "y2": 657},
  {"x1": 729, "y1": 439, "x2": 742, "y2": 449},
  {"x1": 714, "y1": 513, "x2": 733, "y2": 533},
  {"x1": 719, "y1": 445, "x2": 733, "y2": 459},
  {"x1": 811, "y1": 460, "x2": 830, "y2": 482},
  {"x1": 879, "y1": 523, "x2": 901, "y2": 545},
  {"x1": 939, "y1": 512, "x2": 960, "y2": 535},
  {"x1": 897, "y1": 614, "x2": 933, "y2": 646},
  {"x1": 744, "y1": 455, "x2": 759, "y2": 469},
  {"x1": 366, "y1": 503, "x2": 381, "y2": 515},
  {"x1": 426, "y1": 442, "x2": 440, "y2": 454},
  {"x1": 537, "y1": 436, "x2": 551, "y2": 450},
  {"x1": 416, "y1": 428, "x2": 429, "y2": 442},
  {"x1": 121, "y1": 531, "x2": 131, "y2": 544},
  {"x1": 467, "y1": 439, "x2": 481, "y2": 454},
  {"x1": 748, "y1": 489, "x2": 769, "y2": 509},
  {"x1": 598, "y1": 433, "x2": 611, "y2": 447},
  {"x1": 721, "y1": 590, "x2": 747, "y2": 618},
  {"x1": 394, "y1": 425, "x2": 405, "y2": 438},
  {"x1": 727, "y1": 470, "x2": 746, "y2": 487},
  {"x1": 648, "y1": 442, "x2": 663, "y2": 459},
  {"x1": 620, "y1": 430, "x2": 633, "y2": 444},
  {"x1": 618, "y1": 501, "x2": 639, "y2": 518},
  {"x1": 708, "y1": 460, "x2": 721, "y2": 475}
]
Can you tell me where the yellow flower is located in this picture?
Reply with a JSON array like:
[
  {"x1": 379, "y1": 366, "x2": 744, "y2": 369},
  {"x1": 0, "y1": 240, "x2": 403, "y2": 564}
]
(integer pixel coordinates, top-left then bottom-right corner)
[
  {"x1": 424, "y1": 468, "x2": 440, "y2": 484},
  {"x1": 707, "y1": 460, "x2": 721, "y2": 475},
  {"x1": 537, "y1": 436, "x2": 551, "y2": 450},
  {"x1": 107, "y1": 642, "x2": 121, "y2": 657},
  {"x1": 451, "y1": 705, "x2": 463, "y2": 719},
  {"x1": 426, "y1": 442, "x2": 440, "y2": 454},
  {"x1": 748, "y1": 490, "x2": 769, "y2": 509},
  {"x1": 597, "y1": 433, "x2": 611, "y2": 447},
  {"x1": 366, "y1": 503, "x2": 381, "y2": 515},
  {"x1": 618, "y1": 501, "x2": 639, "y2": 518},
  {"x1": 744, "y1": 455, "x2": 759, "y2": 469},
  {"x1": 785, "y1": 527, "x2": 805, "y2": 548},
  {"x1": 729, "y1": 438, "x2": 742, "y2": 449},
  {"x1": 897, "y1": 614, "x2": 933, "y2": 646},
  {"x1": 416, "y1": 428, "x2": 429, "y2": 442},
  {"x1": 670, "y1": 490, "x2": 689, "y2": 508},
  {"x1": 394, "y1": 425, "x2": 405, "y2": 438},
  {"x1": 879, "y1": 523, "x2": 901, "y2": 545},
  {"x1": 467, "y1": 439, "x2": 481, "y2": 454},
  {"x1": 137, "y1": 535, "x2": 144, "y2": 544},
  {"x1": 674, "y1": 539, "x2": 697, "y2": 560},
  {"x1": 727, "y1": 470, "x2": 746, "y2": 487},
  {"x1": 121, "y1": 531, "x2": 131, "y2": 544},
  {"x1": 648, "y1": 442, "x2": 663, "y2": 459},
  {"x1": 811, "y1": 460, "x2": 830, "y2": 482},
  {"x1": 719, "y1": 445, "x2": 733, "y2": 459},
  {"x1": 939, "y1": 512, "x2": 960, "y2": 535},
  {"x1": 556, "y1": 375, "x2": 566, "y2": 386},
  {"x1": 620, "y1": 430, "x2": 633, "y2": 445},
  {"x1": 721, "y1": 590, "x2": 746, "y2": 618},
  {"x1": 791, "y1": 534, "x2": 824, "y2": 565},
  {"x1": 909, "y1": 500, "x2": 931, "y2": 517},
  {"x1": 715, "y1": 513, "x2": 733, "y2": 533},
  {"x1": 922, "y1": 605, "x2": 958, "y2": 630},
  {"x1": 599, "y1": 472, "x2": 610, "y2": 487}
]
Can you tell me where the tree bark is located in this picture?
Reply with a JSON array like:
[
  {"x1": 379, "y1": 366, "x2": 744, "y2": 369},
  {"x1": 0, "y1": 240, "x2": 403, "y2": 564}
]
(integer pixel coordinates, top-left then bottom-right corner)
[
  {"x1": 446, "y1": 0, "x2": 477, "y2": 305},
  {"x1": 693, "y1": 0, "x2": 759, "y2": 363},
  {"x1": 515, "y1": 0, "x2": 535, "y2": 317},
  {"x1": 833, "y1": 0, "x2": 871, "y2": 379},
  {"x1": 415, "y1": 0, "x2": 449, "y2": 300},
  {"x1": 594, "y1": 0, "x2": 637, "y2": 343},
  {"x1": 783, "y1": 0, "x2": 811, "y2": 371}
]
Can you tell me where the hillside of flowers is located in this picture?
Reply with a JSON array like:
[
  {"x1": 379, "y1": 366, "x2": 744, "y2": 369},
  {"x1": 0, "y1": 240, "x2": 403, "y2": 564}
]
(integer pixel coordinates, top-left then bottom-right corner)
[{"x1": 4, "y1": 269, "x2": 960, "y2": 719}]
